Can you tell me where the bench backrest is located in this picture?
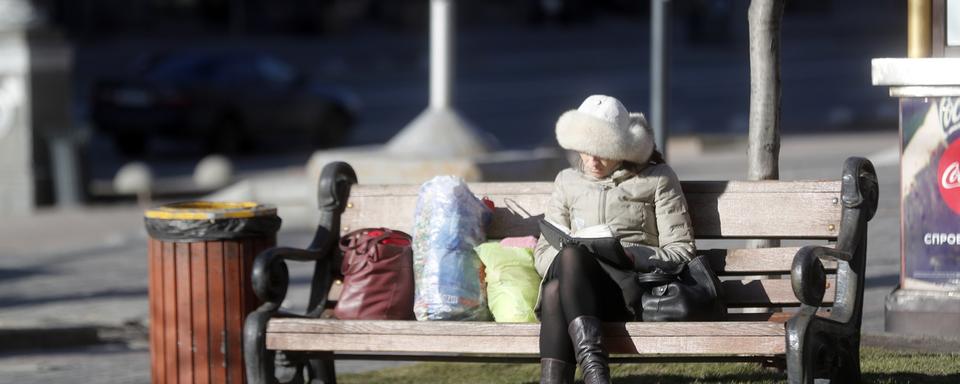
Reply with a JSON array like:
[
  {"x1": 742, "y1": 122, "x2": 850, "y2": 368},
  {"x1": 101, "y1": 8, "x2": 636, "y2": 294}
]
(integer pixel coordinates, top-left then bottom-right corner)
[{"x1": 337, "y1": 180, "x2": 842, "y2": 312}]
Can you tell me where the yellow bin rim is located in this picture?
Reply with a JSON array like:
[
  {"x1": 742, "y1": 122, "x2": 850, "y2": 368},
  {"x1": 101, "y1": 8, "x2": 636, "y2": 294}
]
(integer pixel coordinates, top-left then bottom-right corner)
[{"x1": 144, "y1": 201, "x2": 276, "y2": 220}]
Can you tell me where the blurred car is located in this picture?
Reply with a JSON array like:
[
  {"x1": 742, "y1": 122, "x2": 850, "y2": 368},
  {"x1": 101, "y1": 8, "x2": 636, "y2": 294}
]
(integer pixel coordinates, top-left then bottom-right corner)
[{"x1": 92, "y1": 50, "x2": 360, "y2": 155}]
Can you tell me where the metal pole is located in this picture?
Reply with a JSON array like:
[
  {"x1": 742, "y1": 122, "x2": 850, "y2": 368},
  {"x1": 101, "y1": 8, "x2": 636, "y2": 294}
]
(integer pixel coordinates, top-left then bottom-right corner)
[
  {"x1": 50, "y1": 135, "x2": 80, "y2": 206},
  {"x1": 650, "y1": 0, "x2": 670, "y2": 159},
  {"x1": 907, "y1": 0, "x2": 932, "y2": 58},
  {"x1": 430, "y1": 0, "x2": 453, "y2": 110},
  {"x1": 387, "y1": 0, "x2": 490, "y2": 157}
]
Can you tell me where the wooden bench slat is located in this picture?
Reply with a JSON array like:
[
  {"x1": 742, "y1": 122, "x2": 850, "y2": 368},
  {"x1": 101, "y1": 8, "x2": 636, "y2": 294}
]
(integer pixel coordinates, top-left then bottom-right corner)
[
  {"x1": 341, "y1": 181, "x2": 842, "y2": 240},
  {"x1": 684, "y1": 192, "x2": 840, "y2": 239},
  {"x1": 701, "y1": 247, "x2": 838, "y2": 275},
  {"x1": 322, "y1": 248, "x2": 837, "y2": 284},
  {"x1": 675, "y1": 180, "x2": 842, "y2": 194},
  {"x1": 325, "y1": 354, "x2": 781, "y2": 364},
  {"x1": 324, "y1": 276, "x2": 834, "y2": 308},
  {"x1": 267, "y1": 333, "x2": 786, "y2": 356},
  {"x1": 268, "y1": 334, "x2": 542, "y2": 354},
  {"x1": 267, "y1": 319, "x2": 785, "y2": 337},
  {"x1": 609, "y1": 336, "x2": 786, "y2": 355},
  {"x1": 722, "y1": 279, "x2": 834, "y2": 307},
  {"x1": 347, "y1": 181, "x2": 841, "y2": 197}
]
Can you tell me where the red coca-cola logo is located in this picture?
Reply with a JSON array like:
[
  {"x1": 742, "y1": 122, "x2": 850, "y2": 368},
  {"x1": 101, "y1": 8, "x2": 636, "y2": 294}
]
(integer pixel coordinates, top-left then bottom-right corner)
[{"x1": 938, "y1": 140, "x2": 960, "y2": 214}]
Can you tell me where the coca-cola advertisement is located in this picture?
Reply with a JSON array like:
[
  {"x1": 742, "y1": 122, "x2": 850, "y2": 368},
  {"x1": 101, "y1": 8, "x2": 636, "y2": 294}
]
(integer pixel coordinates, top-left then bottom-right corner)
[{"x1": 902, "y1": 96, "x2": 960, "y2": 290}]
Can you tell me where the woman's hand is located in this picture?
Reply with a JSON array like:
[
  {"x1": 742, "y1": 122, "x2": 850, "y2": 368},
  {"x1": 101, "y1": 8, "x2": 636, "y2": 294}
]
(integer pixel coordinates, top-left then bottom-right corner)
[
  {"x1": 625, "y1": 245, "x2": 685, "y2": 273},
  {"x1": 625, "y1": 246, "x2": 656, "y2": 272}
]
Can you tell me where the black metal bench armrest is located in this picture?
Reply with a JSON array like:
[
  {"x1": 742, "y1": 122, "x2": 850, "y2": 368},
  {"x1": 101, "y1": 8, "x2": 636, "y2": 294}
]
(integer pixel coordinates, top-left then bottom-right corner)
[
  {"x1": 785, "y1": 158, "x2": 878, "y2": 383},
  {"x1": 245, "y1": 162, "x2": 356, "y2": 384},
  {"x1": 790, "y1": 245, "x2": 850, "y2": 308},
  {"x1": 837, "y1": 157, "x2": 879, "y2": 253},
  {"x1": 789, "y1": 157, "x2": 878, "y2": 325},
  {"x1": 250, "y1": 161, "x2": 357, "y2": 315},
  {"x1": 250, "y1": 246, "x2": 326, "y2": 313}
]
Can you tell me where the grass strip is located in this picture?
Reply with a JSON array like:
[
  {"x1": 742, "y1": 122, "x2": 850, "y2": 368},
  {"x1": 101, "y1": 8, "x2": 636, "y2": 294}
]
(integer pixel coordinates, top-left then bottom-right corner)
[{"x1": 339, "y1": 347, "x2": 960, "y2": 383}]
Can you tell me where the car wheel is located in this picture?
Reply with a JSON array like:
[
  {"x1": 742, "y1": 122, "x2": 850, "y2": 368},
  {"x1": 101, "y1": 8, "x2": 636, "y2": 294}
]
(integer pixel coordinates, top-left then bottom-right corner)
[{"x1": 312, "y1": 107, "x2": 352, "y2": 149}]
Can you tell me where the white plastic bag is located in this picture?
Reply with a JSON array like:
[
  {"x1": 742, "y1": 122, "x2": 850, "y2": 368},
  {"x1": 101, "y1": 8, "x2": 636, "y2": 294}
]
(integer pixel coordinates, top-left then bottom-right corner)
[{"x1": 412, "y1": 176, "x2": 493, "y2": 321}]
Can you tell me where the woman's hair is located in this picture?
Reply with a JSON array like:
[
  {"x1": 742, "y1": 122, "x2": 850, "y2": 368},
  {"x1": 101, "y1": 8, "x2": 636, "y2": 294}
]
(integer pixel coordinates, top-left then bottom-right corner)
[
  {"x1": 574, "y1": 149, "x2": 666, "y2": 174},
  {"x1": 648, "y1": 149, "x2": 666, "y2": 165},
  {"x1": 626, "y1": 148, "x2": 666, "y2": 169}
]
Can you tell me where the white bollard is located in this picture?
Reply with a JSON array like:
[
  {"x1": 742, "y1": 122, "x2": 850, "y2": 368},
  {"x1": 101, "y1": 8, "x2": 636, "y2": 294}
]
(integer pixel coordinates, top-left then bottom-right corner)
[
  {"x1": 193, "y1": 154, "x2": 233, "y2": 190},
  {"x1": 113, "y1": 162, "x2": 153, "y2": 206}
]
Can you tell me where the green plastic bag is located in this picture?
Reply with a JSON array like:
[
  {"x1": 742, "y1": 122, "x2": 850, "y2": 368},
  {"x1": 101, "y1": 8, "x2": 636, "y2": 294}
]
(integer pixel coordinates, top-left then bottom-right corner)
[{"x1": 476, "y1": 242, "x2": 541, "y2": 323}]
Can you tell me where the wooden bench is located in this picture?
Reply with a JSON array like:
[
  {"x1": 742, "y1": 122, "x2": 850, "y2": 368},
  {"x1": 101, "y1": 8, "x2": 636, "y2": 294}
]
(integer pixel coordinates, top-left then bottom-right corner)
[{"x1": 244, "y1": 157, "x2": 878, "y2": 384}]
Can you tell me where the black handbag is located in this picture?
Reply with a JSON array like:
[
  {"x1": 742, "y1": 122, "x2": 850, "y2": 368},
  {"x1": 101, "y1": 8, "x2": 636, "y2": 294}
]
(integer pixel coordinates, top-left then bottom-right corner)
[{"x1": 637, "y1": 255, "x2": 726, "y2": 322}]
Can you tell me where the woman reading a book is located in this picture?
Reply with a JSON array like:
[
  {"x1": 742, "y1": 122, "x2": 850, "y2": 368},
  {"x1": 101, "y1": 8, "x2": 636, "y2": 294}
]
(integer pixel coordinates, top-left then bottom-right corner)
[{"x1": 535, "y1": 95, "x2": 695, "y2": 384}]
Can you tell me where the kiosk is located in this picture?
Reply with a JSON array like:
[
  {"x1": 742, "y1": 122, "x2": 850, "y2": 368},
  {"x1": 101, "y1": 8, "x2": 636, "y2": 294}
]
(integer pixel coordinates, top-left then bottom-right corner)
[{"x1": 872, "y1": 0, "x2": 960, "y2": 336}]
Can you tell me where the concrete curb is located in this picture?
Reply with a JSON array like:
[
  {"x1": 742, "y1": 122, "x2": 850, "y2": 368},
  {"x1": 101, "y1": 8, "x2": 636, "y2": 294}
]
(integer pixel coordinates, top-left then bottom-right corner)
[
  {"x1": 0, "y1": 324, "x2": 148, "y2": 353},
  {"x1": 861, "y1": 332, "x2": 960, "y2": 354}
]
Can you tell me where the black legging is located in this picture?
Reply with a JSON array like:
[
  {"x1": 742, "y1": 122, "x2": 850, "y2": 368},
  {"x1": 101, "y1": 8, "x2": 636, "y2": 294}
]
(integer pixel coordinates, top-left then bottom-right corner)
[{"x1": 539, "y1": 246, "x2": 633, "y2": 363}]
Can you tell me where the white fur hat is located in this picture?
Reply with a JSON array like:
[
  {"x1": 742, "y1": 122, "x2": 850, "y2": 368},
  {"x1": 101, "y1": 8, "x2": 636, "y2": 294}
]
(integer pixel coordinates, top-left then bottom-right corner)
[{"x1": 555, "y1": 95, "x2": 654, "y2": 164}]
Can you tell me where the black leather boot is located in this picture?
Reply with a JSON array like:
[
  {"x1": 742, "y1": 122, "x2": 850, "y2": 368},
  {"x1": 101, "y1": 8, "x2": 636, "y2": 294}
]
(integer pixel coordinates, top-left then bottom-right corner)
[
  {"x1": 540, "y1": 358, "x2": 575, "y2": 384},
  {"x1": 567, "y1": 316, "x2": 610, "y2": 384}
]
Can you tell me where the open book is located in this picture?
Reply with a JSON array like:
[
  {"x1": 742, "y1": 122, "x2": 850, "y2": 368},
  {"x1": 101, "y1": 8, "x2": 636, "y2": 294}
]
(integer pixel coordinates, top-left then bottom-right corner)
[{"x1": 538, "y1": 218, "x2": 634, "y2": 270}]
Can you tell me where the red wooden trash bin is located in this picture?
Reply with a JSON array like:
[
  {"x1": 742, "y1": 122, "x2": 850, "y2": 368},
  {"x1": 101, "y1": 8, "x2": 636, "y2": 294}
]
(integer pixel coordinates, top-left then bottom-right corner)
[{"x1": 145, "y1": 202, "x2": 281, "y2": 384}]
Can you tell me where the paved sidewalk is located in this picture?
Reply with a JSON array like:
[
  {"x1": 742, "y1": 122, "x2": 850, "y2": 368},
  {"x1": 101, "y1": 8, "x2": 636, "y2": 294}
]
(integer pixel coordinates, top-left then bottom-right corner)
[{"x1": 0, "y1": 131, "x2": 908, "y2": 382}]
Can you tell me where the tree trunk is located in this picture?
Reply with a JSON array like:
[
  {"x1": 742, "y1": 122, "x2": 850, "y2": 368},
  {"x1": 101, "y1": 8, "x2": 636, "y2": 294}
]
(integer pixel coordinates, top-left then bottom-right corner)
[{"x1": 747, "y1": 0, "x2": 785, "y2": 249}]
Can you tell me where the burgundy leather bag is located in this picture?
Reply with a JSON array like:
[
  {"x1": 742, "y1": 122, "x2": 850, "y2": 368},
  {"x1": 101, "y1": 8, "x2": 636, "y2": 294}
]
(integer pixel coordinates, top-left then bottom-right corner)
[{"x1": 333, "y1": 228, "x2": 415, "y2": 320}]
